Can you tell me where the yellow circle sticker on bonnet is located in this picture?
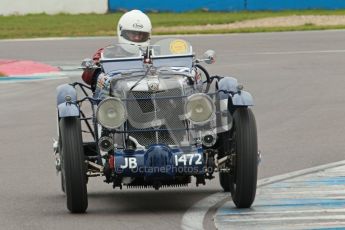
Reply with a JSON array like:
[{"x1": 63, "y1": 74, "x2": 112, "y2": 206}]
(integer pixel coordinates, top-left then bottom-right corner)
[{"x1": 170, "y1": 39, "x2": 188, "y2": 54}]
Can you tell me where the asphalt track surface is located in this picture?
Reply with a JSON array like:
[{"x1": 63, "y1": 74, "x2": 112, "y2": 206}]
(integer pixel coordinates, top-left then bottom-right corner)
[{"x1": 1, "y1": 30, "x2": 345, "y2": 229}]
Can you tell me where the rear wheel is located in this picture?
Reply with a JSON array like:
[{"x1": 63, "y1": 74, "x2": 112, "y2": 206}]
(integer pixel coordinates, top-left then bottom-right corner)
[
  {"x1": 230, "y1": 108, "x2": 258, "y2": 208},
  {"x1": 60, "y1": 117, "x2": 88, "y2": 213}
]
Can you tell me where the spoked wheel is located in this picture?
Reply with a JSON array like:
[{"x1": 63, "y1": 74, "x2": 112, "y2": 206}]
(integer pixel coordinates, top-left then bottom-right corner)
[
  {"x1": 230, "y1": 107, "x2": 258, "y2": 208},
  {"x1": 60, "y1": 117, "x2": 88, "y2": 213}
]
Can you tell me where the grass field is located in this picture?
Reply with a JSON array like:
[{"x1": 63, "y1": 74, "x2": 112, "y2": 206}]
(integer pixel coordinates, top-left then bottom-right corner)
[{"x1": 1, "y1": 10, "x2": 345, "y2": 39}]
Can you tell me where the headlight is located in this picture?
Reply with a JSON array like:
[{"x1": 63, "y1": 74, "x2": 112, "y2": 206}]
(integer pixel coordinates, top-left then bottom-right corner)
[
  {"x1": 96, "y1": 98, "x2": 127, "y2": 129},
  {"x1": 185, "y1": 93, "x2": 215, "y2": 124}
]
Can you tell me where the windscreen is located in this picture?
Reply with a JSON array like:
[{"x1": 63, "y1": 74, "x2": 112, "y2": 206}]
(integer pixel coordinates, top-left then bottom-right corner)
[
  {"x1": 150, "y1": 39, "x2": 194, "y2": 69},
  {"x1": 151, "y1": 38, "x2": 192, "y2": 56},
  {"x1": 100, "y1": 44, "x2": 143, "y2": 74},
  {"x1": 102, "y1": 44, "x2": 142, "y2": 59}
]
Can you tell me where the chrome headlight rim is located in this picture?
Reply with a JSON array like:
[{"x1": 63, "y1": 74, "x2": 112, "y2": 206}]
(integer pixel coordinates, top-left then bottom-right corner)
[
  {"x1": 96, "y1": 97, "x2": 127, "y2": 129},
  {"x1": 185, "y1": 93, "x2": 215, "y2": 125}
]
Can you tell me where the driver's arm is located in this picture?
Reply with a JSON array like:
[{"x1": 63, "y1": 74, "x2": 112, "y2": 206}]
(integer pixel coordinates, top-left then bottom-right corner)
[{"x1": 81, "y1": 48, "x2": 104, "y2": 86}]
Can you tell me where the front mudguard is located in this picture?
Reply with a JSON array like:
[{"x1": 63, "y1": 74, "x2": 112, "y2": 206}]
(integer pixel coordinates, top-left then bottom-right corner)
[
  {"x1": 232, "y1": 91, "x2": 254, "y2": 106},
  {"x1": 217, "y1": 77, "x2": 254, "y2": 132},
  {"x1": 56, "y1": 84, "x2": 80, "y2": 118},
  {"x1": 218, "y1": 77, "x2": 254, "y2": 106},
  {"x1": 57, "y1": 103, "x2": 79, "y2": 118}
]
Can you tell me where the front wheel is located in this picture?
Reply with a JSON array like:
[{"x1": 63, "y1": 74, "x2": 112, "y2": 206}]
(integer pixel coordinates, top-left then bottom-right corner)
[
  {"x1": 230, "y1": 107, "x2": 258, "y2": 208},
  {"x1": 60, "y1": 117, "x2": 88, "y2": 213}
]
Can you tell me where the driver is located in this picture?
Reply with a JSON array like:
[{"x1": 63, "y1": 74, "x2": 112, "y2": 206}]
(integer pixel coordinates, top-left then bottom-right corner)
[{"x1": 82, "y1": 10, "x2": 152, "y2": 89}]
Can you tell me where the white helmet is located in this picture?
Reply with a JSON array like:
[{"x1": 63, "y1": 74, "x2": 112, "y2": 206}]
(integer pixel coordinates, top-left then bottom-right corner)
[{"x1": 117, "y1": 10, "x2": 152, "y2": 48}]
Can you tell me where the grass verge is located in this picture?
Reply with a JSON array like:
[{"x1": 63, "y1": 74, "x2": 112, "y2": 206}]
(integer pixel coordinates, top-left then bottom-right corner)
[{"x1": 1, "y1": 10, "x2": 345, "y2": 39}]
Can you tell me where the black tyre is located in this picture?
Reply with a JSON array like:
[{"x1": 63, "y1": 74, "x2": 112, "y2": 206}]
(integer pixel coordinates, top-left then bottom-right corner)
[
  {"x1": 219, "y1": 172, "x2": 231, "y2": 192},
  {"x1": 218, "y1": 130, "x2": 233, "y2": 192},
  {"x1": 60, "y1": 117, "x2": 88, "y2": 213},
  {"x1": 230, "y1": 107, "x2": 258, "y2": 208},
  {"x1": 60, "y1": 172, "x2": 65, "y2": 193}
]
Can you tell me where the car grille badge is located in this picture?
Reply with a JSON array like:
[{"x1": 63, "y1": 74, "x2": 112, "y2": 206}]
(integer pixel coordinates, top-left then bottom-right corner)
[{"x1": 147, "y1": 77, "x2": 160, "y2": 92}]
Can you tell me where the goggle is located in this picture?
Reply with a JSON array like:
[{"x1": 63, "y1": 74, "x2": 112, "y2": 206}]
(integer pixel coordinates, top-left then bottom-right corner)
[{"x1": 121, "y1": 30, "x2": 150, "y2": 43}]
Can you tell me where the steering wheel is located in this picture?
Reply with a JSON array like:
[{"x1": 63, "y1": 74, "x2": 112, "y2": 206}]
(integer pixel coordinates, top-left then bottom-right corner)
[{"x1": 195, "y1": 64, "x2": 211, "y2": 84}]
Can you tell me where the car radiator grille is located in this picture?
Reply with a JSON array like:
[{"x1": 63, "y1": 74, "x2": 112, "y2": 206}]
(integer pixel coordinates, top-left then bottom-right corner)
[{"x1": 126, "y1": 89, "x2": 187, "y2": 146}]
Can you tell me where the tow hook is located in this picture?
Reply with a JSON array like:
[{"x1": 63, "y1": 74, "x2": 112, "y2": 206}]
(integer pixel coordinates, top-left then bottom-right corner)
[
  {"x1": 86, "y1": 160, "x2": 104, "y2": 177},
  {"x1": 215, "y1": 155, "x2": 232, "y2": 173},
  {"x1": 217, "y1": 155, "x2": 231, "y2": 167}
]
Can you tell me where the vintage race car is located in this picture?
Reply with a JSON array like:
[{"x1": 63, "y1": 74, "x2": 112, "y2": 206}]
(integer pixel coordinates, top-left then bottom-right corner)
[{"x1": 54, "y1": 38, "x2": 260, "y2": 213}]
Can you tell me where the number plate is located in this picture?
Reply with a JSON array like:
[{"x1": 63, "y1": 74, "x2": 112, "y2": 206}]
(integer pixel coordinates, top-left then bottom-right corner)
[{"x1": 174, "y1": 153, "x2": 203, "y2": 166}]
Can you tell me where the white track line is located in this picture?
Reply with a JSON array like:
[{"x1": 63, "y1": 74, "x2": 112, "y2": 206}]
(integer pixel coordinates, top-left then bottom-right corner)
[
  {"x1": 181, "y1": 160, "x2": 345, "y2": 230},
  {"x1": 219, "y1": 215, "x2": 345, "y2": 223},
  {"x1": 1, "y1": 29, "x2": 345, "y2": 42},
  {"x1": 181, "y1": 192, "x2": 229, "y2": 230}
]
